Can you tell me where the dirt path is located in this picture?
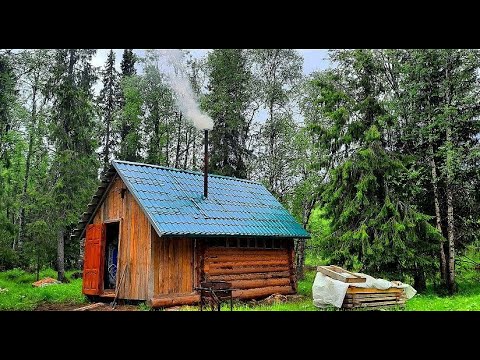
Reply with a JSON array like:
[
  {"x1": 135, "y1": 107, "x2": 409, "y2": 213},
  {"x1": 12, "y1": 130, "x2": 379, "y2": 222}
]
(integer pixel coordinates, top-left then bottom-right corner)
[{"x1": 34, "y1": 302, "x2": 140, "y2": 311}]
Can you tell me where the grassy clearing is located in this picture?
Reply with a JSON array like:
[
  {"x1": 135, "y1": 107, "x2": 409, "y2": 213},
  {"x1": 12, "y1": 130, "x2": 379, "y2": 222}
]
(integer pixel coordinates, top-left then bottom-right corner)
[
  {"x1": 405, "y1": 269, "x2": 480, "y2": 311},
  {"x1": 0, "y1": 268, "x2": 86, "y2": 310},
  {"x1": 1, "y1": 267, "x2": 480, "y2": 311},
  {"x1": 216, "y1": 268, "x2": 480, "y2": 311}
]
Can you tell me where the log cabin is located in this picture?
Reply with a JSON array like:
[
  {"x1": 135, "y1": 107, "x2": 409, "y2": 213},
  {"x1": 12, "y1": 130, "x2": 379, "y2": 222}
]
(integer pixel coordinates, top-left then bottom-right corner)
[{"x1": 72, "y1": 159, "x2": 310, "y2": 308}]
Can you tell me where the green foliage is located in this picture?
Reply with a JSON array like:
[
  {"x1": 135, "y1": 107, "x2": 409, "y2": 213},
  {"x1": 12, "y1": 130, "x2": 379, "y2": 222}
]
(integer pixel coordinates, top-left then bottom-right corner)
[
  {"x1": 98, "y1": 50, "x2": 120, "y2": 173},
  {"x1": 305, "y1": 207, "x2": 331, "y2": 266},
  {"x1": 308, "y1": 50, "x2": 442, "y2": 282},
  {"x1": 204, "y1": 49, "x2": 253, "y2": 178},
  {"x1": 250, "y1": 49, "x2": 303, "y2": 199},
  {"x1": 120, "y1": 49, "x2": 136, "y2": 77},
  {"x1": 115, "y1": 75, "x2": 143, "y2": 162},
  {"x1": 140, "y1": 50, "x2": 176, "y2": 166},
  {"x1": 1, "y1": 49, "x2": 479, "y2": 299}
]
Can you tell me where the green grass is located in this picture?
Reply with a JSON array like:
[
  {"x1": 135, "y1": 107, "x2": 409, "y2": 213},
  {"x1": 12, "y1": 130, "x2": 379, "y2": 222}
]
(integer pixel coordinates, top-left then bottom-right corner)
[
  {"x1": 2, "y1": 266, "x2": 480, "y2": 311},
  {"x1": 0, "y1": 268, "x2": 87, "y2": 310},
  {"x1": 405, "y1": 271, "x2": 480, "y2": 311},
  {"x1": 218, "y1": 268, "x2": 480, "y2": 311}
]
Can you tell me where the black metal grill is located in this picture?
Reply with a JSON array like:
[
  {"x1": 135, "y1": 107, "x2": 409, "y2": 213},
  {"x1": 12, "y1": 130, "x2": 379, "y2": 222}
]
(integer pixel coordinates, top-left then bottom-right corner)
[{"x1": 195, "y1": 281, "x2": 233, "y2": 311}]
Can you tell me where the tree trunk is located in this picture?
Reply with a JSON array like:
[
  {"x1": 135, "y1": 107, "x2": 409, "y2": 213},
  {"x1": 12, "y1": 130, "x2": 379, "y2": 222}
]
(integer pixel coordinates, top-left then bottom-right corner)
[
  {"x1": 445, "y1": 65, "x2": 456, "y2": 294},
  {"x1": 183, "y1": 127, "x2": 191, "y2": 170},
  {"x1": 174, "y1": 113, "x2": 183, "y2": 168},
  {"x1": 295, "y1": 239, "x2": 306, "y2": 280},
  {"x1": 103, "y1": 108, "x2": 111, "y2": 174},
  {"x1": 413, "y1": 264, "x2": 426, "y2": 293},
  {"x1": 16, "y1": 82, "x2": 38, "y2": 251},
  {"x1": 445, "y1": 129, "x2": 456, "y2": 294},
  {"x1": 429, "y1": 144, "x2": 447, "y2": 282},
  {"x1": 57, "y1": 226, "x2": 65, "y2": 282},
  {"x1": 192, "y1": 132, "x2": 197, "y2": 170}
]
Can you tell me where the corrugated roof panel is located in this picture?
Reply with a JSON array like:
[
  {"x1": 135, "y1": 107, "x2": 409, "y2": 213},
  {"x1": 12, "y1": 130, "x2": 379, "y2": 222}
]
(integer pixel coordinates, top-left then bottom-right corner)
[{"x1": 112, "y1": 160, "x2": 310, "y2": 239}]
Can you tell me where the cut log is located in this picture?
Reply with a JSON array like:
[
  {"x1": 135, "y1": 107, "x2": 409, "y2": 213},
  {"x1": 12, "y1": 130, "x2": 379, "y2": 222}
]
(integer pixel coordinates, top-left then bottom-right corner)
[
  {"x1": 205, "y1": 254, "x2": 288, "y2": 263},
  {"x1": 205, "y1": 265, "x2": 290, "y2": 276},
  {"x1": 207, "y1": 271, "x2": 291, "y2": 282},
  {"x1": 208, "y1": 259, "x2": 289, "y2": 269},
  {"x1": 233, "y1": 285, "x2": 294, "y2": 300},
  {"x1": 205, "y1": 248, "x2": 288, "y2": 257},
  {"x1": 149, "y1": 293, "x2": 200, "y2": 308},
  {"x1": 230, "y1": 278, "x2": 291, "y2": 289}
]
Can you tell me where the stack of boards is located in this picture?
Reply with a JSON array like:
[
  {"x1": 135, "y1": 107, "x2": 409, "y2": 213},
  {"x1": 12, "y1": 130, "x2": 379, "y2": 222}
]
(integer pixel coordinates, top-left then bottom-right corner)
[{"x1": 317, "y1": 265, "x2": 406, "y2": 309}]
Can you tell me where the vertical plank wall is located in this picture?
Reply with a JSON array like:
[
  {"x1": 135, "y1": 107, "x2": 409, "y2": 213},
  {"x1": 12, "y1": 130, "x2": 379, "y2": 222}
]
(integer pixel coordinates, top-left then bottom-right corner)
[
  {"x1": 151, "y1": 232, "x2": 194, "y2": 297},
  {"x1": 92, "y1": 176, "x2": 151, "y2": 300}
]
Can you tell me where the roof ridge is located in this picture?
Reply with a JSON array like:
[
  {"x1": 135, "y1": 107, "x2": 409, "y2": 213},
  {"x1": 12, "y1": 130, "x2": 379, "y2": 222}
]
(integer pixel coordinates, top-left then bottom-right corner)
[{"x1": 112, "y1": 159, "x2": 261, "y2": 185}]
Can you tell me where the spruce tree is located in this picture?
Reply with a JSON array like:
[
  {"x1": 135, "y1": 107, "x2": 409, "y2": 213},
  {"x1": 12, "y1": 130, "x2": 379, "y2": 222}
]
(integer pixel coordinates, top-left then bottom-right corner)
[
  {"x1": 98, "y1": 50, "x2": 119, "y2": 173},
  {"x1": 316, "y1": 50, "x2": 440, "y2": 285},
  {"x1": 47, "y1": 49, "x2": 99, "y2": 281},
  {"x1": 120, "y1": 49, "x2": 136, "y2": 77},
  {"x1": 204, "y1": 49, "x2": 252, "y2": 178}
]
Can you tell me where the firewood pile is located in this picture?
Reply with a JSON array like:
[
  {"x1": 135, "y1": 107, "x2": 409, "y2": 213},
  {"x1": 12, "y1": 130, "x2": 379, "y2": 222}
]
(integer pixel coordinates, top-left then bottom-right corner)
[{"x1": 317, "y1": 265, "x2": 407, "y2": 309}]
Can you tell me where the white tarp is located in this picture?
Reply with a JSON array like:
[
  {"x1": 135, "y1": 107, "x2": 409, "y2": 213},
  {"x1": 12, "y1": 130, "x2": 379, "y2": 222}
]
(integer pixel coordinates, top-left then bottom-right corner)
[{"x1": 312, "y1": 271, "x2": 417, "y2": 308}]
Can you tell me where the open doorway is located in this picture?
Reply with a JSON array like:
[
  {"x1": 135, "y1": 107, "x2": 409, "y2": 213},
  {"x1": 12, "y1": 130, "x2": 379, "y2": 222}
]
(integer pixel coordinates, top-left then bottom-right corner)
[{"x1": 104, "y1": 222, "x2": 119, "y2": 290}]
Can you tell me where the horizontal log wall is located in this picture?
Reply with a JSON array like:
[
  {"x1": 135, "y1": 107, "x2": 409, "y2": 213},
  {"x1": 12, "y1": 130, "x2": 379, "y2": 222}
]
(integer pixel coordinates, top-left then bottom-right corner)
[{"x1": 202, "y1": 244, "x2": 296, "y2": 300}]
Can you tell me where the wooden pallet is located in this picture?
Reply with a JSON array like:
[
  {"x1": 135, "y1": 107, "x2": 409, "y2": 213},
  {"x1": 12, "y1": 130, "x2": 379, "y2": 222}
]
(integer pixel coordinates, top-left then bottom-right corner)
[{"x1": 342, "y1": 287, "x2": 406, "y2": 309}]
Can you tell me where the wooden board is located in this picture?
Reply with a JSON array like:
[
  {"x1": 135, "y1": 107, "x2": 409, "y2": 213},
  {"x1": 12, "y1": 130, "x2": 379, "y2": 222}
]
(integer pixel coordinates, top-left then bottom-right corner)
[
  {"x1": 346, "y1": 287, "x2": 403, "y2": 294},
  {"x1": 152, "y1": 234, "x2": 194, "y2": 297},
  {"x1": 317, "y1": 265, "x2": 366, "y2": 283},
  {"x1": 343, "y1": 300, "x2": 405, "y2": 308}
]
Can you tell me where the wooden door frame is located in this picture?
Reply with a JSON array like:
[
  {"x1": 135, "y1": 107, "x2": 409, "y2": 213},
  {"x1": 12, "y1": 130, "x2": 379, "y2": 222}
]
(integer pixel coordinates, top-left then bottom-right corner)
[{"x1": 103, "y1": 219, "x2": 122, "y2": 292}]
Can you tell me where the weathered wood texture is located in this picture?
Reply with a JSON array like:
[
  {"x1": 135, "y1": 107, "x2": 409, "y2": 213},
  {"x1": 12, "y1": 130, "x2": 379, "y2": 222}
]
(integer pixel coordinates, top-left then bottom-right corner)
[
  {"x1": 91, "y1": 177, "x2": 151, "y2": 300},
  {"x1": 202, "y1": 244, "x2": 296, "y2": 300},
  {"x1": 342, "y1": 287, "x2": 406, "y2": 309},
  {"x1": 151, "y1": 233, "x2": 194, "y2": 297},
  {"x1": 317, "y1": 265, "x2": 366, "y2": 283},
  {"x1": 149, "y1": 293, "x2": 200, "y2": 308}
]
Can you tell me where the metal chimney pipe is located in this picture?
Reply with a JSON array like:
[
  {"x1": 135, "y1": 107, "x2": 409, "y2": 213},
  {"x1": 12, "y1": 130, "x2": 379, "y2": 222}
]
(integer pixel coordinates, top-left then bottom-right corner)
[{"x1": 204, "y1": 129, "x2": 208, "y2": 198}]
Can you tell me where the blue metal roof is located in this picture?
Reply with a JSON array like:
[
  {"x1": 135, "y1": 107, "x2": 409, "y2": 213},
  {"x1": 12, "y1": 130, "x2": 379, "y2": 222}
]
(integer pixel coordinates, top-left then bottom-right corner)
[{"x1": 112, "y1": 160, "x2": 310, "y2": 239}]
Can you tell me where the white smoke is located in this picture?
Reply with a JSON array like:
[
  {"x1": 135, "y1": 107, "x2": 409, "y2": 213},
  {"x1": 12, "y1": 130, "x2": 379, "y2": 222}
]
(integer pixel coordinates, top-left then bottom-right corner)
[{"x1": 159, "y1": 49, "x2": 213, "y2": 131}]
